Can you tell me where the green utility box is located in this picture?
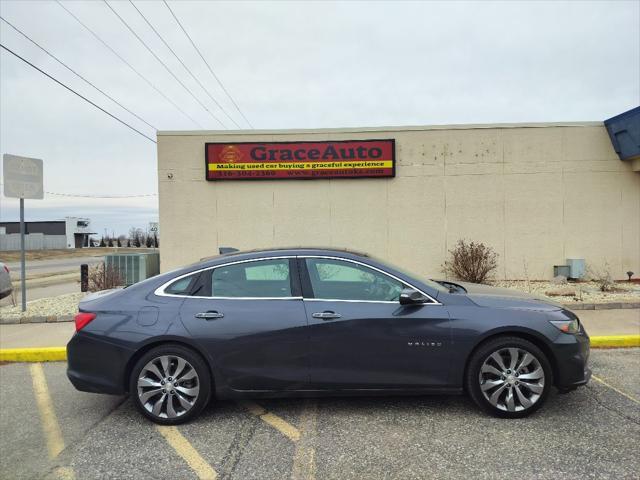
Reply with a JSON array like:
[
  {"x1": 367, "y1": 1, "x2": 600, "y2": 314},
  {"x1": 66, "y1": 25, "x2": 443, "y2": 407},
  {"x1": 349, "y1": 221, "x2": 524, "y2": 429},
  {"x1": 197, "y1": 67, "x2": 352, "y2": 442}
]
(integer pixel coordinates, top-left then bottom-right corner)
[{"x1": 105, "y1": 252, "x2": 160, "y2": 286}]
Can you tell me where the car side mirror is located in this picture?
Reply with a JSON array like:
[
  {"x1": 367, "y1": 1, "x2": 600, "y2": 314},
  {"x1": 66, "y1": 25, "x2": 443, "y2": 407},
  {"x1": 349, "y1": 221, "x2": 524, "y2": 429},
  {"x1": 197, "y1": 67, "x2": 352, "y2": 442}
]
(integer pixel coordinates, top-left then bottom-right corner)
[{"x1": 399, "y1": 288, "x2": 428, "y2": 305}]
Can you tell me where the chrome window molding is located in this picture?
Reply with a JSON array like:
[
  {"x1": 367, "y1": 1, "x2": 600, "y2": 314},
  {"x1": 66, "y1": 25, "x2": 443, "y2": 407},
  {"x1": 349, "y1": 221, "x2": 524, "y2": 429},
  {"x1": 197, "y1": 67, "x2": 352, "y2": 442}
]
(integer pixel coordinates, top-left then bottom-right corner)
[
  {"x1": 299, "y1": 255, "x2": 441, "y2": 305},
  {"x1": 303, "y1": 298, "x2": 398, "y2": 304},
  {"x1": 154, "y1": 254, "x2": 441, "y2": 305},
  {"x1": 154, "y1": 256, "x2": 296, "y2": 298}
]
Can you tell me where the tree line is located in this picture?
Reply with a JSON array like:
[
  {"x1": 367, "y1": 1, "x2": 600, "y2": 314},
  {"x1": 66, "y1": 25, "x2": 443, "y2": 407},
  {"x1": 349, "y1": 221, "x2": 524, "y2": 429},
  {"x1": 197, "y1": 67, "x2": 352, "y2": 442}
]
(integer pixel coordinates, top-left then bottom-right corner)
[{"x1": 95, "y1": 227, "x2": 159, "y2": 248}]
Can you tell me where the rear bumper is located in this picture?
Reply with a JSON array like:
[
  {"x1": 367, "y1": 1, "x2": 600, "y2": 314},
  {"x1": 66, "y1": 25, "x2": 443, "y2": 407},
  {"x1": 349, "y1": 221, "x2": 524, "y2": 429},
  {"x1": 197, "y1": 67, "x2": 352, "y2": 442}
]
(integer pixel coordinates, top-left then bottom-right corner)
[{"x1": 67, "y1": 332, "x2": 134, "y2": 395}]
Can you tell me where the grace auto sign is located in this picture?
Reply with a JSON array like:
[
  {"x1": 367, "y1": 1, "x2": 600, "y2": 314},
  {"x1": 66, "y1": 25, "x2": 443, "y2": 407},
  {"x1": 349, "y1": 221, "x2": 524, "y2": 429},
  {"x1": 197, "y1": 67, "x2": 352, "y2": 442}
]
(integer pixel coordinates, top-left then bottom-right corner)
[
  {"x1": 2, "y1": 154, "x2": 44, "y2": 199},
  {"x1": 205, "y1": 139, "x2": 395, "y2": 180}
]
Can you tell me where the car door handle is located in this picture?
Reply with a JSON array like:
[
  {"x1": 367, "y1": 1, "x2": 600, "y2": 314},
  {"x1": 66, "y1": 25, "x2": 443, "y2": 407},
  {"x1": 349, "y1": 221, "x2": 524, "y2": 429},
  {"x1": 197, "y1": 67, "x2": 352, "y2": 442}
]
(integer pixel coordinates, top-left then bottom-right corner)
[
  {"x1": 195, "y1": 311, "x2": 224, "y2": 320},
  {"x1": 312, "y1": 311, "x2": 342, "y2": 320}
]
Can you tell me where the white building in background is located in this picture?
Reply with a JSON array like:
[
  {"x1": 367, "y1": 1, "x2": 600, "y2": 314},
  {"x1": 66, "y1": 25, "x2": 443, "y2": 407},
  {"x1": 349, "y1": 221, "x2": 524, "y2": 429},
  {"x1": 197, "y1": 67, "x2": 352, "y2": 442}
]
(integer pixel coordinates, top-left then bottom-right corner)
[{"x1": 0, "y1": 216, "x2": 96, "y2": 251}]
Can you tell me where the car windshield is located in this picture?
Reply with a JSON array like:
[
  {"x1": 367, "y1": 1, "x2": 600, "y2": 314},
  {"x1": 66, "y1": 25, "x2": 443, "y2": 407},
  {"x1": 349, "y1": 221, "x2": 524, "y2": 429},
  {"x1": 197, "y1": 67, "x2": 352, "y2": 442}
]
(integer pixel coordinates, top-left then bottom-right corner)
[{"x1": 367, "y1": 256, "x2": 449, "y2": 294}]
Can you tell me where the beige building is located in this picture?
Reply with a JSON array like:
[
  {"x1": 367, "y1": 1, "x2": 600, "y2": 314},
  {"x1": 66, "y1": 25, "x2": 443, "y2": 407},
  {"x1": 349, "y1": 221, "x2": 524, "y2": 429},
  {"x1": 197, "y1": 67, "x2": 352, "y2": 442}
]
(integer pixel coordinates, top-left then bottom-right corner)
[{"x1": 157, "y1": 122, "x2": 640, "y2": 280}]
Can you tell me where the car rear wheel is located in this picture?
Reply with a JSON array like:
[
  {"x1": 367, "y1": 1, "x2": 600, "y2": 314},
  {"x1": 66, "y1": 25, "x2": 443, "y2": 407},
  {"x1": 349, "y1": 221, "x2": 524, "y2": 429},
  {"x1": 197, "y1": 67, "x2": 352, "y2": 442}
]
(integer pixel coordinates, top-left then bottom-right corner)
[
  {"x1": 466, "y1": 336, "x2": 552, "y2": 418},
  {"x1": 130, "y1": 344, "x2": 211, "y2": 425}
]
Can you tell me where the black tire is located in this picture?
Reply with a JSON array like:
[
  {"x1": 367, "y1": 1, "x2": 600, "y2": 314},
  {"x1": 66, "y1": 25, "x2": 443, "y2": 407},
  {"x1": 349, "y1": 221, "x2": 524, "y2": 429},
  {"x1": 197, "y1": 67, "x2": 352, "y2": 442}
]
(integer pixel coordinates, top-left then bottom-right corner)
[
  {"x1": 466, "y1": 336, "x2": 553, "y2": 418},
  {"x1": 129, "y1": 344, "x2": 212, "y2": 425}
]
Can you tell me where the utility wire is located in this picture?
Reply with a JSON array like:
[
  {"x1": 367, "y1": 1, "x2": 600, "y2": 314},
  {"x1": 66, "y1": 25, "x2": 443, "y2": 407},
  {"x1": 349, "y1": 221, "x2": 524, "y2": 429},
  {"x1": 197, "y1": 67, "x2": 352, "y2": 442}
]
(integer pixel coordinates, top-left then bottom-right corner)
[
  {"x1": 0, "y1": 43, "x2": 157, "y2": 144},
  {"x1": 46, "y1": 191, "x2": 157, "y2": 198},
  {"x1": 129, "y1": 0, "x2": 241, "y2": 129},
  {"x1": 0, "y1": 15, "x2": 157, "y2": 132},
  {"x1": 55, "y1": 0, "x2": 203, "y2": 129},
  {"x1": 0, "y1": 183, "x2": 157, "y2": 198},
  {"x1": 163, "y1": 0, "x2": 254, "y2": 128},
  {"x1": 103, "y1": 0, "x2": 226, "y2": 128}
]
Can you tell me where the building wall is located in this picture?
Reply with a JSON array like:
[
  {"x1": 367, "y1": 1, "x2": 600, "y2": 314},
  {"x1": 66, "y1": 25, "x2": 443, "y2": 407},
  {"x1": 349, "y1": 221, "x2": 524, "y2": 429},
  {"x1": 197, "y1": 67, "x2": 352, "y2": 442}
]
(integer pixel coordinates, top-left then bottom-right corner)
[{"x1": 157, "y1": 123, "x2": 640, "y2": 280}]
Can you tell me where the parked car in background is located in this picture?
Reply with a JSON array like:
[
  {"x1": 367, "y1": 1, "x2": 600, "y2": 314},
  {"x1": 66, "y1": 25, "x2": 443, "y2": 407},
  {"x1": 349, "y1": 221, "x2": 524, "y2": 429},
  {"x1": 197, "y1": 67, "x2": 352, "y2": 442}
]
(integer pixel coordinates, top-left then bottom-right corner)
[
  {"x1": 0, "y1": 262, "x2": 13, "y2": 300},
  {"x1": 66, "y1": 248, "x2": 591, "y2": 425}
]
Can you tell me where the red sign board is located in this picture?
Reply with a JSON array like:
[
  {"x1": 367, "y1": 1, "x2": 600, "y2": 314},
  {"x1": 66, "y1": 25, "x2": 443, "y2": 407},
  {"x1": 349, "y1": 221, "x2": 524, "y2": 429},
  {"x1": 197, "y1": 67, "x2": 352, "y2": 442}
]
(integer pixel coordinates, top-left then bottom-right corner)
[{"x1": 205, "y1": 139, "x2": 395, "y2": 180}]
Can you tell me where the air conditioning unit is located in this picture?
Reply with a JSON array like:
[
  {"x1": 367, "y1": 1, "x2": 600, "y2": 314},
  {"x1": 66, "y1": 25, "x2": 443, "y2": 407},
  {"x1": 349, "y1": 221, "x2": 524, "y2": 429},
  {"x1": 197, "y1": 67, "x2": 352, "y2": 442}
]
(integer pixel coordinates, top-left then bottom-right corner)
[
  {"x1": 105, "y1": 252, "x2": 160, "y2": 286},
  {"x1": 566, "y1": 259, "x2": 586, "y2": 279}
]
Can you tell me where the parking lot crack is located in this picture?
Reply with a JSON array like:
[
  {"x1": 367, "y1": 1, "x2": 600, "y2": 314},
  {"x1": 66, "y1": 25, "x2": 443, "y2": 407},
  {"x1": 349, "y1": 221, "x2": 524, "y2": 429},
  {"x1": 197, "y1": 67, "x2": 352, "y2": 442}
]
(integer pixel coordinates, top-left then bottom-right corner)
[
  {"x1": 585, "y1": 386, "x2": 640, "y2": 425},
  {"x1": 218, "y1": 417, "x2": 259, "y2": 480}
]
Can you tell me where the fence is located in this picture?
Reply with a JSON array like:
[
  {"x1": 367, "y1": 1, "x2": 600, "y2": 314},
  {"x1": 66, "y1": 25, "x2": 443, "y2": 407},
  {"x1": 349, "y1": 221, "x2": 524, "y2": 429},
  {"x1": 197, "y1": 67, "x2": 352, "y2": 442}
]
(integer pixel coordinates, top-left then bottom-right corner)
[{"x1": 0, "y1": 233, "x2": 67, "y2": 251}]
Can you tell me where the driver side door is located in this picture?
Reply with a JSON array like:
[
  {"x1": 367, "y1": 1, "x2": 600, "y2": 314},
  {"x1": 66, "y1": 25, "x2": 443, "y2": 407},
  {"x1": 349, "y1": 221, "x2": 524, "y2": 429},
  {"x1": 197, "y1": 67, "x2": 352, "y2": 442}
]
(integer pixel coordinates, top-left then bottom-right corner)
[{"x1": 300, "y1": 257, "x2": 452, "y2": 390}]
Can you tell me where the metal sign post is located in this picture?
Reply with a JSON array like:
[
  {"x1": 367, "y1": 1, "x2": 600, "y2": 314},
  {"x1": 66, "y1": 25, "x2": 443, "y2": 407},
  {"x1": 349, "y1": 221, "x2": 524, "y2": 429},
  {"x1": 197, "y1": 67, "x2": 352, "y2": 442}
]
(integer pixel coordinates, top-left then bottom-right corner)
[{"x1": 2, "y1": 154, "x2": 44, "y2": 312}]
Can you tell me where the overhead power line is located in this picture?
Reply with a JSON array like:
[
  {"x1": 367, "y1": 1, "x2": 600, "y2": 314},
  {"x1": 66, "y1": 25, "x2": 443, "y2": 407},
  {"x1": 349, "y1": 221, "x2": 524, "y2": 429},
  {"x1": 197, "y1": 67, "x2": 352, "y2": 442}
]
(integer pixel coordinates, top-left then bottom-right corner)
[
  {"x1": 0, "y1": 183, "x2": 157, "y2": 198},
  {"x1": 0, "y1": 15, "x2": 157, "y2": 132},
  {"x1": 55, "y1": 0, "x2": 203, "y2": 129},
  {"x1": 129, "y1": 0, "x2": 242, "y2": 129},
  {"x1": 0, "y1": 43, "x2": 157, "y2": 144},
  {"x1": 103, "y1": 0, "x2": 226, "y2": 128},
  {"x1": 163, "y1": 0, "x2": 254, "y2": 128},
  {"x1": 45, "y1": 191, "x2": 157, "y2": 198}
]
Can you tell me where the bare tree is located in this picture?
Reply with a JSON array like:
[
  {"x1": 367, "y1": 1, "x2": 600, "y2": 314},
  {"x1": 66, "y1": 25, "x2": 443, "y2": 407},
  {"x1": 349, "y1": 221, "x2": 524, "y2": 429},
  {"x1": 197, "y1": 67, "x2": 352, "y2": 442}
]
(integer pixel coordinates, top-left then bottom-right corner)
[
  {"x1": 442, "y1": 240, "x2": 499, "y2": 284},
  {"x1": 88, "y1": 262, "x2": 124, "y2": 292}
]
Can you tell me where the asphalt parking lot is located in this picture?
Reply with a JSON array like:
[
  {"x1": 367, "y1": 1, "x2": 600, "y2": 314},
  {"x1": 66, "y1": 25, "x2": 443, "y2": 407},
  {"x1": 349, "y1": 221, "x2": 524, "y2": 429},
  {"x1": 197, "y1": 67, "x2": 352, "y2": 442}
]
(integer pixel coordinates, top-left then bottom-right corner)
[{"x1": 0, "y1": 349, "x2": 638, "y2": 480}]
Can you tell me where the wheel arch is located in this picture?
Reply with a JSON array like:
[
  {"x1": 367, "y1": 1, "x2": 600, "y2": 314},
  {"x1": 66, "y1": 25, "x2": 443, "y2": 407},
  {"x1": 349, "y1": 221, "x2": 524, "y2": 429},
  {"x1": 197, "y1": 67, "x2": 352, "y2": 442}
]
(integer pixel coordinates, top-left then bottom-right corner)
[
  {"x1": 124, "y1": 338, "x2": 215, "y2": 394},
  {"x1": 462, "y1": 329, "x2": 559, "y2": 390}
]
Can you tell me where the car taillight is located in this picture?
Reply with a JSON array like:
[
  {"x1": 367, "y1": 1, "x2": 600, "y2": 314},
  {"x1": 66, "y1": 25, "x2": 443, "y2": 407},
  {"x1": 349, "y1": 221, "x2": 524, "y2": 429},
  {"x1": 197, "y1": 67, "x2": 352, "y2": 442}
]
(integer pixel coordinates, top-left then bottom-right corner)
[{"x1": 75, "y1": 312, "x2": 96, "y2": 332}]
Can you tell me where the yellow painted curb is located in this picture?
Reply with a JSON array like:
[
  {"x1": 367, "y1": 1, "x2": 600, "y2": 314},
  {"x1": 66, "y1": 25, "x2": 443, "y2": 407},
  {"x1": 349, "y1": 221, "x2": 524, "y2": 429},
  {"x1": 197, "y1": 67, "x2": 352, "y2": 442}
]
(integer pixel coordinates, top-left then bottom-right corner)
[
  {"x1": 0, "y1": 335, "x2": 638, "y2": 362},
  {"x1": 590, "y1": 335, "x2": 640, "y2": 348},
  {"x1": 0, "y1": 347, "x2": 67, "y2": 362}
]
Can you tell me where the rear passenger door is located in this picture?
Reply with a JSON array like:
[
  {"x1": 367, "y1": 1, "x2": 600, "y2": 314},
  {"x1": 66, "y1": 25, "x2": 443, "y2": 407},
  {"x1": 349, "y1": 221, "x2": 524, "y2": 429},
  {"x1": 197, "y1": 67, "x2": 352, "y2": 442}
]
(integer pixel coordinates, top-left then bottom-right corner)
[{"x1": 178, "y1": 258, "x2": 309, "y2": 391}]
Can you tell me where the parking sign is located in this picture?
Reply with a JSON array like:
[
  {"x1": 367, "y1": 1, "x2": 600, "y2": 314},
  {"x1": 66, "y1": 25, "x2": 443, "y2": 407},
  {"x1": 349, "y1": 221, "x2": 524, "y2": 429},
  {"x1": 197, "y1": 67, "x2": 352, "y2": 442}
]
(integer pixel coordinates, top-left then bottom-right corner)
[{"x1": 2, "y1": 154, "x2": 44, "y2": 199}]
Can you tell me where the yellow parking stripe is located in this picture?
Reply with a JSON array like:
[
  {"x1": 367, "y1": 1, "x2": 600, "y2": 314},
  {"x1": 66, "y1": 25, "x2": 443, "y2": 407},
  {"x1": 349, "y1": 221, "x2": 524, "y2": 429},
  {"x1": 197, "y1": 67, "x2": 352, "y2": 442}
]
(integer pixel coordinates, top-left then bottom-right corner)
[
  {"x1": 592, "y1": 375, "x2": 640, "y2": 404},
  {"x1": 156, "y1": 426, "x2": 218, "y2": 480},
  {"x1": 54, "y1": 466, "x2": 76, "y2": 479},
  {"x1": 291, "y1": 400, "x2": 318, "y2": 480},
  {"x1": 30, "y1": 363, "x2": 65, "y2": 459},
  {"x1": 241, "y1": 401, "x2": 301, "y2": 442}
]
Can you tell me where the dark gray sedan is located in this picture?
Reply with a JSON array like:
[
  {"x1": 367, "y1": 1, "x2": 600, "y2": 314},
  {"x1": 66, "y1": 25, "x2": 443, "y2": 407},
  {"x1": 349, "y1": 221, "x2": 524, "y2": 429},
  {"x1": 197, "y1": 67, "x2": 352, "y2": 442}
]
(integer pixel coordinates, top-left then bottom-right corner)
[{"x1": 67, "y1": 248, "x2": 591, "y2": 424}]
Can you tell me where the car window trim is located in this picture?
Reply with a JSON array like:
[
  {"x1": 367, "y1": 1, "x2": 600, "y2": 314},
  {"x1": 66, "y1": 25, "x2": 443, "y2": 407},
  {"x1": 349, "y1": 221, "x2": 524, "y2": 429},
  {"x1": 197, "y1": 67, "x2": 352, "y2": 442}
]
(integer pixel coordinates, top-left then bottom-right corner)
[
  {"x1": 155, "y1": 254, "x2": 441, "y2": 305},
  {"x1": 298, "y1": 255, "x2": 441, "y2": 305},
  {"x1": 154, "y1": 256, "x2": 302, "y2": 300}
]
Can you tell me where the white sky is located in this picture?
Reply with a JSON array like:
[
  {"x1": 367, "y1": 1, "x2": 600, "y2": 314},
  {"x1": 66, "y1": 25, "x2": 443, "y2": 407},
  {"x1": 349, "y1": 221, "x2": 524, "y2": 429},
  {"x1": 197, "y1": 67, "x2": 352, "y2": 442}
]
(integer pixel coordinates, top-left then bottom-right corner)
[{"x1": 1, "y1": 0, "x2": 639, "y2": 237}]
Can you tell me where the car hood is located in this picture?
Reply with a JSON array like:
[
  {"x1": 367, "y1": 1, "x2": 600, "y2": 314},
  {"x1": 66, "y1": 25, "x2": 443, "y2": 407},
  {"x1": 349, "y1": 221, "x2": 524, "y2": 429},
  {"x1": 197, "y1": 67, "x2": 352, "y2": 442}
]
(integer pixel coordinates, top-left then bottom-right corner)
[{"x1": 452, "y1": 281, "x2": 564, "y2": 311}]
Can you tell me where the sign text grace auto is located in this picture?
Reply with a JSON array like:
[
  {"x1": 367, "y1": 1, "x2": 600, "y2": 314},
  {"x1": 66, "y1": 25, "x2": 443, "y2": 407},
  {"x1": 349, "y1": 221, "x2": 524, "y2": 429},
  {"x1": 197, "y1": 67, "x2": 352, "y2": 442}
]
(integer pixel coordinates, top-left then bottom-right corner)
[{"x1": 205, "y1": 139, "x2": 395, "y2": 180}]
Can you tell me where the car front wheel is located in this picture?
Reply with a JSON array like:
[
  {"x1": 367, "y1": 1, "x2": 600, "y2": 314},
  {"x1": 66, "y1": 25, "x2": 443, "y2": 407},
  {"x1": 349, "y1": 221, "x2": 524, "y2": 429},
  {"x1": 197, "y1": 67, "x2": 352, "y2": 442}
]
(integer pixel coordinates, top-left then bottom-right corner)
[
  {"x1": 130, "y1": 344, "x2": 211, "y2": 425},
  {"x1": 466, "y1": 336, "x2": 552, "y2": 418}
]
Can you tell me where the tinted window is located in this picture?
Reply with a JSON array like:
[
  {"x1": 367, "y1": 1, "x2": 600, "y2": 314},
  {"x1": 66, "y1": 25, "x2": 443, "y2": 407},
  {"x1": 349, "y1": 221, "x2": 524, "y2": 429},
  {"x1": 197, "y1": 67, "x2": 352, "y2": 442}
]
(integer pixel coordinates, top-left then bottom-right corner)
[
  {"x1": 306, "y1": 258, "x2": 404, "y2": 301},
  {"x1": 212, "y1": 259, "x2": 292, "y2": 298},
  {"x1": 165, "y1": 273, "x2": 199, "y2": 295}
]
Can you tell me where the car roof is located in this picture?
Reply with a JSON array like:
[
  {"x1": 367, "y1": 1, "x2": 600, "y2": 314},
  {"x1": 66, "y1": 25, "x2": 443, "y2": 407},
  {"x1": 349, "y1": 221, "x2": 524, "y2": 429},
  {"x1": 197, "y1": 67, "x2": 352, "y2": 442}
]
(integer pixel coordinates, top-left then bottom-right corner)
[{"x1": 199, "y1": 247, "x2": 370, "y2": 263}]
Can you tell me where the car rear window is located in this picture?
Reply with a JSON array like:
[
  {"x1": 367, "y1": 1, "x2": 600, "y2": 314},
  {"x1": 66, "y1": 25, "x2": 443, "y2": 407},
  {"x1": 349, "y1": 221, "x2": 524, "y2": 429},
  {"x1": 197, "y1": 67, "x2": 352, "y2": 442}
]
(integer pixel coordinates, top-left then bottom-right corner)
[{"x1": 164, "y1": 273, "x2": 199, "y2": 295}]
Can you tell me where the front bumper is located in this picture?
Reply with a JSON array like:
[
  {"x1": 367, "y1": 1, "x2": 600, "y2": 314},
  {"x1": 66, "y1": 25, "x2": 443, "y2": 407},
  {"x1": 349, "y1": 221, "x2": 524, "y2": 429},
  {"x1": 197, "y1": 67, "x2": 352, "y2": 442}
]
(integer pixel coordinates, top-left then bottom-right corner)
[{"x1": 552, "y1": 327, "x2": 591, "y2": 389}]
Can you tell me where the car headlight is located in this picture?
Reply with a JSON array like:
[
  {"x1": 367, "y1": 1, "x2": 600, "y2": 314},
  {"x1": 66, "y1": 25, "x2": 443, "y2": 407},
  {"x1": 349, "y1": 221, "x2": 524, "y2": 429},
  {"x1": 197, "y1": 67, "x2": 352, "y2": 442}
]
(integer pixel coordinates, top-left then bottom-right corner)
[{"x1": 549, "y1": 318, "x2": 580, "y2": 334}]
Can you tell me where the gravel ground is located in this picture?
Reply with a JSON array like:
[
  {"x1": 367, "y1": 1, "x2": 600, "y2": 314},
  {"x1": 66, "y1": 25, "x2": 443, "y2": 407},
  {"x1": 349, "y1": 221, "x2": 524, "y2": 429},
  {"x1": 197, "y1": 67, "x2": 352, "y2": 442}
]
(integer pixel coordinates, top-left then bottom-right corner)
[
  {"x1": 493, "y1": 280, "x2": 640, "y2": 303},
  {"x1": 0, "y1": 292, "x2": 85, "y2": 319}
]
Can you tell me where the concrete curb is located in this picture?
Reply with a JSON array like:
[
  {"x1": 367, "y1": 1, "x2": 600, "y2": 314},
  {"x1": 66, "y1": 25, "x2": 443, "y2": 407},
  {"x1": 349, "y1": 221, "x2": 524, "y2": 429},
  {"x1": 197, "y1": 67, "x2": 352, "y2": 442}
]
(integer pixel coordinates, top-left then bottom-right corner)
[
  {"x1": 0, "y1": 347, "x2": 67, "y2": 362},
  {"x1": 562, "y1": 302, "x2": 640, "y2": 310},
  {"x1": 1, "y1": 336, "x2": 638, "y2": 362},
  {"x1": 590, "y1": 335, "x2": 640, "y2": 348},
  {"x1": 0, "y1": 315, "x2": 74, "y2": 325}
]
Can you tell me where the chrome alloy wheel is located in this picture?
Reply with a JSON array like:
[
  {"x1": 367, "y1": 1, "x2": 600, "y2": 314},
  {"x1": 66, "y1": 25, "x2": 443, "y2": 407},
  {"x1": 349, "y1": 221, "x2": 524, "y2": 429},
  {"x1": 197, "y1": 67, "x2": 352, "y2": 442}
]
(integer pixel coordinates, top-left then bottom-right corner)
[
  {"x1": 137, "y1": 355, "x2": 200, "y2": 419},
  {"x1": 478, "y1": 347, "x2": 545, "y2": 412}
]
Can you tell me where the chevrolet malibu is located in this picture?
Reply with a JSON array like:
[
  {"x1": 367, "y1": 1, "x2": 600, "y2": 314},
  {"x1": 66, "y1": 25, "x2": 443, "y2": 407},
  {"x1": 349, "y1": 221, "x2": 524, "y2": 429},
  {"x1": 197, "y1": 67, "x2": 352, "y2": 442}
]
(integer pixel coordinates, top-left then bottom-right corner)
[{"x1": 67, "y1": 248, "x2": 591, "y2": 424}]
